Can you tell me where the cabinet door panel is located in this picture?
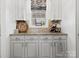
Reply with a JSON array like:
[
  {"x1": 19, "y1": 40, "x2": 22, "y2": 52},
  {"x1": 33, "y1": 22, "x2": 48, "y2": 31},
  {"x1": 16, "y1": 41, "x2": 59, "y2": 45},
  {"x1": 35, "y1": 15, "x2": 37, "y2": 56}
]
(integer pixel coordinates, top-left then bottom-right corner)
[
  {"x1": 24, "y1": 37, "x2": 38, "y2": 58},
  {"x1": 54, "y1": 39, "x2": 67, "y2": 58},
  {"x1": 10, "y1": 36, "x2": 24, "y2": 58},
  {"x1": 39, "y1": 38, "x2": 53, "y2": 58},
  {"x1": 27, "y1": 42, "x2": 37, "y2": 58},
  {"x1": 13, "y1": 42, "x2": 24, "y2": 58}
]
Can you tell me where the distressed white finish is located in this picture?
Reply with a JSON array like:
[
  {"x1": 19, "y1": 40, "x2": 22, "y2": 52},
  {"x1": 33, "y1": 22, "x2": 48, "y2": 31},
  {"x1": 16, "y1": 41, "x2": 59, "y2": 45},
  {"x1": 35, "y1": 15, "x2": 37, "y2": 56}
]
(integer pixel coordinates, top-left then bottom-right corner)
[{"x1": 10, "y1": 34, "x2": 67, "y2": 58}]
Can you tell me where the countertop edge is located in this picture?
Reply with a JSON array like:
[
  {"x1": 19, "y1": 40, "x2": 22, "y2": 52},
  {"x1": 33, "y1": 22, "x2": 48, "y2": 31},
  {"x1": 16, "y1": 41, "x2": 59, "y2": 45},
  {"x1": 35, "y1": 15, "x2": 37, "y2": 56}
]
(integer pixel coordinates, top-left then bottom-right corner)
[{"x1": 10, "y1": 33, "x2": 68, "y2": 36}]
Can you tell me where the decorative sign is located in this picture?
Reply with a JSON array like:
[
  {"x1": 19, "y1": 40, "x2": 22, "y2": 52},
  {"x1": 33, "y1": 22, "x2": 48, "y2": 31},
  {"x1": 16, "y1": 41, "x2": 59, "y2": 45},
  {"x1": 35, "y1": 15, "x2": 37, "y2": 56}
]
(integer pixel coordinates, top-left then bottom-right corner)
[{"x1": 31, "y1": 0, "x2": 46, "y2": 26}]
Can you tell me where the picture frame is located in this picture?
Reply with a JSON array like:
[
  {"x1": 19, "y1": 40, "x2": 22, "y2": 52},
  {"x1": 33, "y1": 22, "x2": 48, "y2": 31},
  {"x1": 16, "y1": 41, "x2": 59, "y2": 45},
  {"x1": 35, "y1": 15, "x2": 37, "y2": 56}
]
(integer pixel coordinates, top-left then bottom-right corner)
[{"x1": 31, "y1": 0, "x2": 47, "y2": 27}]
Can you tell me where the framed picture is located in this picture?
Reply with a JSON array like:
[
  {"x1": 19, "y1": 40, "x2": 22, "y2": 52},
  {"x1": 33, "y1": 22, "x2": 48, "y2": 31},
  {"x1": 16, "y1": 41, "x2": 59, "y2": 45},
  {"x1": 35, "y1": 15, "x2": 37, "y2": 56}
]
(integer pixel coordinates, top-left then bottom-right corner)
[{"x1": 31, "y1": 0, "x2": 47, "y2": 27}]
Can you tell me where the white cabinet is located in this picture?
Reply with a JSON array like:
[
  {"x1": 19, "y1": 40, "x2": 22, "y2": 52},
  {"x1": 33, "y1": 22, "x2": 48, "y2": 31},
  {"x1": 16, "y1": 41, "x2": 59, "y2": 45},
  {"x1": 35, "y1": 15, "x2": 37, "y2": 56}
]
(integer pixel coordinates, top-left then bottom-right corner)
[{"x1": 10, "y1": 34, "x2": 67, "y2": 58}]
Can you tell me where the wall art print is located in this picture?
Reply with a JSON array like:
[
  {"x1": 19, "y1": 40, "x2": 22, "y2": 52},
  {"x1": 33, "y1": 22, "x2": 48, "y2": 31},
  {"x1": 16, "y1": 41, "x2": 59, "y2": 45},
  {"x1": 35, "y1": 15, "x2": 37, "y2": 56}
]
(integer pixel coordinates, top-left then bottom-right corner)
[{"x1": 31, "y1": 0, "x2": 47, "y2": 26}]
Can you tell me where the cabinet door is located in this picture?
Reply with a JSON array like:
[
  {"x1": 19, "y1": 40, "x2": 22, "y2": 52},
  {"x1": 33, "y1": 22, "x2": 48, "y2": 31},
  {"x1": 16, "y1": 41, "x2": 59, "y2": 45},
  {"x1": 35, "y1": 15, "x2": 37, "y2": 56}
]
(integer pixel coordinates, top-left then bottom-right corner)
[
  {"x1": 10, "y1": 36, "x2": 24, "y2": 58},
  {"x1": 24, "y1": 36, "x2": 38, "y2": 58},
  {"x1": 12, "y1": 42, "x2": 24, "y2": 58},
  {"x1": 54, "y1": 39, "x2": 67, "y2": 58},
  {"x1": 39, "y1": 36, "x2": 53, "y2": 58}
]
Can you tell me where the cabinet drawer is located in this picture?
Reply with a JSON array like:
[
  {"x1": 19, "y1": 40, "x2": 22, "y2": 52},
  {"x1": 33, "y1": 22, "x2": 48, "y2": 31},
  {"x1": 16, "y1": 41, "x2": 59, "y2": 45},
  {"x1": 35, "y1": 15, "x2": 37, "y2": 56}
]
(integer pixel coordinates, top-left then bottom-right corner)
[
  {"x1": 40, "y1": 36, "x2": 52, "y2": 39},
  {"x1": 25, "y1": 36, "x2": 38, "y2": 42},
  {"x1": 25, "y1": 36, "x2": 36, "y2": 39},
  {"x1": 53, "y1": 36, "x2": 67, "y2": 40},
  {"x1": 10, "y1": 36, "x2": 24, "y2": 41}
]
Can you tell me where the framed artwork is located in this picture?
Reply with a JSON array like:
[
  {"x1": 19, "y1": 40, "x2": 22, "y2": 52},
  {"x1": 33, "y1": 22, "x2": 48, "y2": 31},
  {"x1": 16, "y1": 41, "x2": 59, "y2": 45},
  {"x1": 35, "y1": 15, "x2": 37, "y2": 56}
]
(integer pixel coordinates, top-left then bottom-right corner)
[{"x1": 31, "y1": 0, "x2": 47, "y2": 27}]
